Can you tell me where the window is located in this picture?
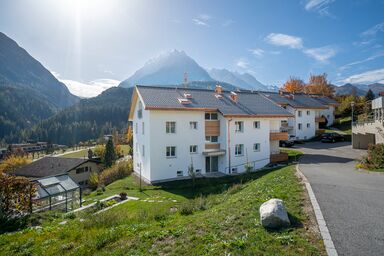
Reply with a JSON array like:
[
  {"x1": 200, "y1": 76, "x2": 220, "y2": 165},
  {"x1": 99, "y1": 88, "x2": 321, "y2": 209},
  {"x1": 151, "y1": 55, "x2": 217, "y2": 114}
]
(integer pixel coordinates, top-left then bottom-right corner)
[
  {"x1": 142, "y1": 122, "x2": 145, "y2": 135},
  {"x1": 235, "y1": 144, "x2": 244, "y2": 156},
  {"x1": 166, "y1": 122, "x2": 176, "y2": 133},
  {"x1": 235, "y1": 121, "x2": 244, "y2": 132},
  {"x1": 142, "y1": 145, "x2": 145, "y2": 157},
  {"x1": 76, "y1": 167, "x2": 85, "y2": 174},
  {"x1": 135, "y1": 122, "x2": 138, "y2": 134},
  {"x1": 195, "y1": 169, "x2": 201, "y2": 174},
  {"x1": 253, "y1": 143, "x2": 260, "y2": 152},
  {"x1": 253, "y1": 121, "x2": 260, "y2": 129},
  {"x1": 205, "y1": 113, "x2": 218, "y2": 120},
  {"x1": 190, "y1": 145, "x2": 198, "y2": 154},
  {"x1": 307, "y1": 123, "x2": 310, "y2": 128},
  {"x1": 298, "y1": 111, "x2": 302, "y2": 117},
  {"x1": 298, "y1": 123, "x2": 302, "y2": 130},
  {"x1": 177, "y1": 171, "x2": 183, "y2": 177},
  {"x1": 190, "y1": 121, "x2": 198, "y2": 129},
  {"x1": 166, "y1": 146, "x2": 176, "y2": 157},
  {"x1": 231, "y1": 167, "x2": 238, "y2": 173},
  {"x1": 307, "y1": 110, "x2": 310, "y2": 115},
  {"x1": 205, "y1": 136, "x2": 218, "y2": 143}
]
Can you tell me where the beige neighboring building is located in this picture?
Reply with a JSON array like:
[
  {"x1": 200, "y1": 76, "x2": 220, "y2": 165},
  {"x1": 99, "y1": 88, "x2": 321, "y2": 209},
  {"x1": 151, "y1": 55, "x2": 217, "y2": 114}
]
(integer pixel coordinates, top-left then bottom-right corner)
[
  {"x1": 14, "y1": 157, "x2": 103, "y2": 187},
  {"x1": 352, "y1": 96, "x2": 384, "y2": 149}
]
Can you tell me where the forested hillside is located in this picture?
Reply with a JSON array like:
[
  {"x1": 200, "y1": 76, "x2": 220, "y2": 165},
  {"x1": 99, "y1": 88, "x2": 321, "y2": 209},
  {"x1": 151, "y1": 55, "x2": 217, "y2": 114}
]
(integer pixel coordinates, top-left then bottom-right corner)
[{"x1": 5, "y1": 87, "x2": 133, "y2": 145}]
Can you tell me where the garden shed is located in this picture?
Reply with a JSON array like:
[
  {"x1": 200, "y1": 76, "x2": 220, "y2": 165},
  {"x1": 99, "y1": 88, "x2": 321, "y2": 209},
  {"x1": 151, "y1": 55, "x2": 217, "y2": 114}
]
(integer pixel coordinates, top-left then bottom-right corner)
[{"x1": 32, "y1": 174, "x2": 81, "y2": 212}]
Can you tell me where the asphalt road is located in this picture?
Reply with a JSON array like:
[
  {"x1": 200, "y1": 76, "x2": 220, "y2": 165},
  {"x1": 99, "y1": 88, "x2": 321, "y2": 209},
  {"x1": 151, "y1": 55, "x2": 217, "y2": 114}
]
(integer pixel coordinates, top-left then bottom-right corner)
[{"x1": 296, "y1": 141, "x2": 384, "y2": 256}]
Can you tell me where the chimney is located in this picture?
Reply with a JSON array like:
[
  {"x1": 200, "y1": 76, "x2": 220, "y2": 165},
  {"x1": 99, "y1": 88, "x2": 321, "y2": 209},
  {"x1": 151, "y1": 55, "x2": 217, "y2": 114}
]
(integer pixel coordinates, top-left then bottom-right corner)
[
  {"x1": 215, "y1": 84, "x2": 222, "y2": 94},
  {"x1": 230, "y1": 91, "x2": 238, "y2": 103}
]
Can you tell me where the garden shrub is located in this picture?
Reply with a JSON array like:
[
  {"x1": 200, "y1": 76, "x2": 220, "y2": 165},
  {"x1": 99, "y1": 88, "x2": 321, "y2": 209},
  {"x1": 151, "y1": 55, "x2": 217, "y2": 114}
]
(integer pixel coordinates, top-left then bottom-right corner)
[
  {"x1": 119, "y1": 192, "x2": 127, "y2": 200},
  {"x1": 99, "y1": 160, "x2": 133, "y2": 186},
  {"x1": 179, "y1": 202, "x2": 195, "y2": 215},
  {"x1": 361, "y1": 144, "x2": 384, "y2": 169}
]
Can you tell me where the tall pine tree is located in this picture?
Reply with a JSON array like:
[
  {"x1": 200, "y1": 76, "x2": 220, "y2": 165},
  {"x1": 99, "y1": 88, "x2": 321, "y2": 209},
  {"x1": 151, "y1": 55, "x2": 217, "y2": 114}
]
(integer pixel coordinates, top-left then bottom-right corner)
[{"x1": 104, "y1": 138, "x2": 116, "y2": 167}]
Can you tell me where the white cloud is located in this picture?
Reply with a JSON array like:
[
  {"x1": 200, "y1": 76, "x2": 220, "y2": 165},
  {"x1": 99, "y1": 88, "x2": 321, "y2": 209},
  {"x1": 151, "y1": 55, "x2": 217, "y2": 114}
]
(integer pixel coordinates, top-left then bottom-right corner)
[
  {"x1": 192, "y1": 18, "x2": 209, "y2": 27},
  {"x1": 249, "y1": 48, "x2": 264, "y2": 57},
  {"x1": 236, "y1": 59, "x2": 249, "y2": 69},
  {"x1": 303, "y1": 46, "x2": 337, "y2": 62},
  {"x1": 338, "y1": 68, "x2": 384, "y2": 84},
  {"x1": 222, "y1": 19, "x2": 234, "y2": 27},
  {"x1": 193, "y1": 14, "x2": 211, "y2": 27},
  {"x1": 265, "y1": 33, "x2": 303, "y2": 49},
  {"x1": 361, "y1": 22, "x2": 384, "y2": 37},
  {"x1": 339, "y1": 52, "x2": 384, "y2": 70},
  {"x1": 61, "y1": 79, "x2": 120, "y2": 98},
  {"x1": 304, "y1": 0, "x2": 335, "y2": 16}
]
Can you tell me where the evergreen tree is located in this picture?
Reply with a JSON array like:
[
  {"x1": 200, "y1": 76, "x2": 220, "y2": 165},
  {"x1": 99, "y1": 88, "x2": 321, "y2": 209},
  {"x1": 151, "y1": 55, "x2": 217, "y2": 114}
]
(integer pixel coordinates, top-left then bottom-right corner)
[
  {"x1": 104, "y1": 138, "x2": 116, "y2": 167},
  {"x1": 365, "y1": 89, "x2": 375, "y2": 101}
]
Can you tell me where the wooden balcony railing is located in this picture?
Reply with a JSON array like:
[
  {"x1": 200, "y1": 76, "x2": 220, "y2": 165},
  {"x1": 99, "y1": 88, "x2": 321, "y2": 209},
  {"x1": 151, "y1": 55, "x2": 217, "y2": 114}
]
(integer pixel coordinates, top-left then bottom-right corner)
[
  {"x1": 205, "y1": 143, "x2": 220, "y2": 150},
  {"x1": 270, "y1": 152, "x2": 289, "y2": 163},
  {"x1": 315, "y1": 116, "x2": 326, "y2": 123},
  {"x1": 205, "y1": 120, "x2": 220, "y2": 136},
  {"x1": 270, "y1": 131, "x2": 288, "y2": 141}
]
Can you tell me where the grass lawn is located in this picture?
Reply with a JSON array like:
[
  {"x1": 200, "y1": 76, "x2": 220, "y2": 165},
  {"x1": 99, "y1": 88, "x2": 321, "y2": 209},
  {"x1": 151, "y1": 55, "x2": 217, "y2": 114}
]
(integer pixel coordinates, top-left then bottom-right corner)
[
  {"x1": 0, "y1": 165, "x2": 324, "y2": 255},
  {"x1": 61, "y1": 145, "x2": 131, "y2": 159},
  {"x1": 331, "y1": 116, "x2": 352, "y2": 134}
]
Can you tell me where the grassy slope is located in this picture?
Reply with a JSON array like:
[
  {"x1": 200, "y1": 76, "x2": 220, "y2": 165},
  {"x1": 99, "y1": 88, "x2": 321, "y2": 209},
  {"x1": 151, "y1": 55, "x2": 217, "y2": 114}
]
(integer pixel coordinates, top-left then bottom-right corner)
[
  {"x1": 331, "y1": 117, "x2": 352, "y2": 134},
  {"x1": 0, "y1": 166, "x2": 324, "y2": 255},
  {"x1": 61, "y1": 145, "x2": 131, "y2": 158}
]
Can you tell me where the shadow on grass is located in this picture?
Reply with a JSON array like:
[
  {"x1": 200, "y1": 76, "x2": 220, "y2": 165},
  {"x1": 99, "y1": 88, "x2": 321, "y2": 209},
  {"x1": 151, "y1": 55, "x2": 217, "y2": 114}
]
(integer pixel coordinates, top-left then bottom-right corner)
[
  {"x1": 155, "y1": 166, "x2": 289, "y2": 199},
  {"x1": 263, "y1": 212, "x2": 303, "y2": 233}
]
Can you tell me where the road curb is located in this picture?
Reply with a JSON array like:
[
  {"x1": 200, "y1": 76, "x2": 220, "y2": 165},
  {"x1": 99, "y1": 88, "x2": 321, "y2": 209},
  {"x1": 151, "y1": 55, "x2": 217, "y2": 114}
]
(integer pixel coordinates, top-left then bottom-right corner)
[{"x1": 296, "y1": 164, "x2": 338, "y2": 256}]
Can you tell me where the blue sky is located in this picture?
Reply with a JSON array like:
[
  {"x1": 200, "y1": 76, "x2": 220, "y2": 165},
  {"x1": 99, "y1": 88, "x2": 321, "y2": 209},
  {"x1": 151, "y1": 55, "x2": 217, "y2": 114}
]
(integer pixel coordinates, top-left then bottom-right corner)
[{"x1": 0, "y1": 0, "x2": 383, "y2": 97}]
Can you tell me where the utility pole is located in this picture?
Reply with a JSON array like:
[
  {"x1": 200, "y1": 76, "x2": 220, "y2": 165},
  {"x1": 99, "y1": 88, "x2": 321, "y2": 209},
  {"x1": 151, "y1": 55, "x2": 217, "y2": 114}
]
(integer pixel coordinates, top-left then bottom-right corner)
[{"x1": 351, "y1": 101, "x2": 355, "y2": 147}]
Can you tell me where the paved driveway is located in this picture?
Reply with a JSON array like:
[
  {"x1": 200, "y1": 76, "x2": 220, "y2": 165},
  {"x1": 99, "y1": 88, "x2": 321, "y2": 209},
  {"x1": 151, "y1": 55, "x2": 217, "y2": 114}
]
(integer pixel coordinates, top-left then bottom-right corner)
[{"x1": 296, "y1": 142, "x2": 384, "y2": 256}]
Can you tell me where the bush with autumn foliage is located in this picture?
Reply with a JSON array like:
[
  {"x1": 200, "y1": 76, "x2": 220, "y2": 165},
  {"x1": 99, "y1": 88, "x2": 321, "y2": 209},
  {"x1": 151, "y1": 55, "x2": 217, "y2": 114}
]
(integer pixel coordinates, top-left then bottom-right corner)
[{"x1": 0, "y1": 156, "x2": 36, "y2": 233}]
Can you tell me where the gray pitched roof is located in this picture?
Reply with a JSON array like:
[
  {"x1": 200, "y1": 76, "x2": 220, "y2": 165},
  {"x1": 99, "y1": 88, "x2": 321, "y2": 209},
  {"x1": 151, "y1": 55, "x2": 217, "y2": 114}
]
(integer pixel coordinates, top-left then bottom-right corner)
[
  {"x1": 260, "y1": 92, "x2": 328, "y2": 109},
  {"x1": 311, "y1": 96, "x2": 339, "y2": 106},
  {"x1": 136, "y1": 85, "x2": 292, "y2": 117},
  {"x1": 14, "y1": 157, "x2": 93, "y2": 178}
]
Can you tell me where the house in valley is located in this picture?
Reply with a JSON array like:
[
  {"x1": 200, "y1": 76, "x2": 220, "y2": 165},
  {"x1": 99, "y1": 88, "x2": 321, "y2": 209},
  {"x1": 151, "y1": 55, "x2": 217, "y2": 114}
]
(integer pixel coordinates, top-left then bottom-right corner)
[
  {"x1": 260, "y1": 92, "x2": 334, "y2": 140},
  {"x1": 14, "y1": 157, "x2": 103, "y2": 187},
  {"x1": 129, "y1": 85, "x2": 293, "y2": 183}
]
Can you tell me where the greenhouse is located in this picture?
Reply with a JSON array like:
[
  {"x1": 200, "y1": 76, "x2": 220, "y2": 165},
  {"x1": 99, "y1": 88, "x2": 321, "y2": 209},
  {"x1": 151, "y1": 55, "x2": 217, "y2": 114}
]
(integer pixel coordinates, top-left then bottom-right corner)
[{"x1": 32, "y1": 174, "x2": 81, "y2": 212}]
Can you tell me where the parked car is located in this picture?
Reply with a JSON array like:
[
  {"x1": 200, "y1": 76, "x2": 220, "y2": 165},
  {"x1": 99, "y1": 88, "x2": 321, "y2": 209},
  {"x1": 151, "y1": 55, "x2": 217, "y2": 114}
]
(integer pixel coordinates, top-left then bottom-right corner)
[
  {"x1": 321, "y1": 132, "x2": 344, "y2": 143},
  {"x1": 279, "y1": 139, "x2": 294, "y2": 147}
]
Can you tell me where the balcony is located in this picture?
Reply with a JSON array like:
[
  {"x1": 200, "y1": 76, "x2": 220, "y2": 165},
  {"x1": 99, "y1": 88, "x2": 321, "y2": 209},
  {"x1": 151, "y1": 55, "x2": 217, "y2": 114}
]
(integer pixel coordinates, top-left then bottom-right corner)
[
  {"x1": 315, "y1": 116, "x2": 326, "y2": 123},
  {"x1": 280, "y1": 124, "x2": 293, "y2": 132},
  {"x1": 270, "y1": 152, "x2": 289, "y2": 163},
  {"x1": 270, "y1": 131, "x2": 288, "y2": 140},
  {"x1": 203, "y1": 143, "x2": 226, "y2": 156}
]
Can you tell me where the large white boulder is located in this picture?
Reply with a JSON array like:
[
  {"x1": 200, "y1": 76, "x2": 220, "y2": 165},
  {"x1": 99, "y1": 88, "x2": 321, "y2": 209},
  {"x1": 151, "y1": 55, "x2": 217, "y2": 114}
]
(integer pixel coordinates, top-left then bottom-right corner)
[{"x1": 260, "y1": 198, "x2": 290, "y2": 229}]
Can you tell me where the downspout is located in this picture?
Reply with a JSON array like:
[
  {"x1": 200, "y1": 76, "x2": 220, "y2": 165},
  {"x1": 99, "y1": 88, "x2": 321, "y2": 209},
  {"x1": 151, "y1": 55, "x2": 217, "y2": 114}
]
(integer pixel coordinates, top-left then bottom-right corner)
[{"x1": 227, "y1": 118, "x2": 232, "y2": 174}]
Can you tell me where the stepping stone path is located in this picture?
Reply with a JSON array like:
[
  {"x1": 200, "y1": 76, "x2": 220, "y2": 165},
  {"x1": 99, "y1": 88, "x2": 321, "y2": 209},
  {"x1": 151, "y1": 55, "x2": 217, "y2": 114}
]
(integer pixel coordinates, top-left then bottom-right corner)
[{"x1": 141, "y1": 196, "x2": 178, "y2": 203}]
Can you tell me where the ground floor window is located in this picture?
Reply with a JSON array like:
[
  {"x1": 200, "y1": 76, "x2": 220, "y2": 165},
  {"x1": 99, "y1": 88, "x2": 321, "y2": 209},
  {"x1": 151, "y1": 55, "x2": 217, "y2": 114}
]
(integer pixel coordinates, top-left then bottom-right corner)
[
  {"x1": 177, "y1": 170, "x2": 183, "y2": 177},
  {"x1": 253, "y1": 143, "x2": 260, "y2": 152}
]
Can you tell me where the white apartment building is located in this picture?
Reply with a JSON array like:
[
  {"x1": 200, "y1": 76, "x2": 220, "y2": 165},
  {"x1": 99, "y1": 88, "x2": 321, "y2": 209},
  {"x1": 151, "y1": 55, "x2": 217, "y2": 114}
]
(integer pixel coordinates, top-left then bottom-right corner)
[
  {"x1": 261, "y1": 92, "x2": 337, "y2": 140},
  {"x1": 129, "y1": 85, "x2": 292, "y2": 183},
  {"x1": 352, "y1": 96, "x2": 384, "y2": 149}
]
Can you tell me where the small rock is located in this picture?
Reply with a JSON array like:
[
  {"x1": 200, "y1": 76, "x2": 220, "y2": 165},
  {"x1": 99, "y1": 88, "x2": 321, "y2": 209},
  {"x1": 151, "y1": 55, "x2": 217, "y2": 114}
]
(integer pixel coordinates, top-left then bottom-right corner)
[
  {"x1": 59, "y1": 221, "x2": 67, "y2": 225},
  {"x1": 259, "y1": 199, "x2": 290, "y2": 229}
]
